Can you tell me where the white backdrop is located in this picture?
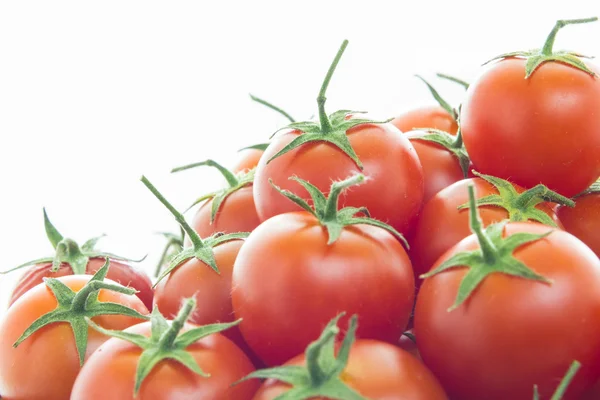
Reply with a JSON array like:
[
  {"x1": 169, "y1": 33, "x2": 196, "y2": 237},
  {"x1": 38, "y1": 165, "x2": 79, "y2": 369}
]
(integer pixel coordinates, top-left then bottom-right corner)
[{"x1": 1, "y1": 0, "x2": 598, "y2": 309}]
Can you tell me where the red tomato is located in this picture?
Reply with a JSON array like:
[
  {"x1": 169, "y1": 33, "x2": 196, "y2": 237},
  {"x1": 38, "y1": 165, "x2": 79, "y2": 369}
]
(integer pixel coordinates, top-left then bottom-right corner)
[
  {"x1": 409, "y1": 178, "x2": 562, "y2": 286},
  {"x1": 557, "y1": 192, "x2": 600, "y2": 257},
  {"x1": 231, "y1": 211, "x2": 415, "y2": 366},
  {"x1": 461, "y1": 60, "x2": 600, "y2": 197},
  {"x1": 71, "y1": 322, "x2": 259, "y2": 400},
  {"x1": 392, "y1": 105, "x2": 458, "y2": 135},
  {"x1": 253, "y1": 339, "x2": 447, "y2": 399},
  {"x1": 9, "y1": 257, "x2": 153, "y2": 310},
  {"x1": 253, "y1": 123, "x2": 424, "y2": 235},
  {"x1": 414, "y1": 222, "x2": 600, "y2": 399},
  {"x1": 232, "y1": 147, "x2": 265, "y2": 173},
  {"x1": 0, "y1": 275, "x2": 148, "y2": 400}
]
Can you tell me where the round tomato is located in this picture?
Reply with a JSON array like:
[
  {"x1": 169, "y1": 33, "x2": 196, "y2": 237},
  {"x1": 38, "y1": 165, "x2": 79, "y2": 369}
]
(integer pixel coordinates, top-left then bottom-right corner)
[
  {"x1": 232, "y1": 145, "x2": 265, "y2": 173},
  {"x1": 393, "y1": 105, "x2": 458, "y2": 135},
  {"x1": 0, "y1": 269, "x2": 148, "y2": 400},
  {"x1": 415, "y1": 220, "x2": 600, "y2": 399},
  {"x1": 409, "y1": 176, "x2": 564, "y2": 286},
  {"x1": 460, "y1": 20, "x2": 600, "y2": 197},
  {"x1": 557, "y1": 188, "x2": 600, "y2": 257}
]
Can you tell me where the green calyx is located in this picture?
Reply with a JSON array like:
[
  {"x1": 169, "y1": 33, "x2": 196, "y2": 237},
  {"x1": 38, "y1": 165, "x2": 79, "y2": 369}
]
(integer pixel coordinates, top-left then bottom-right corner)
[
  {"x1": 153, "y1": 228, "x2": 185, "y2": 278},
  {"x1": 171, "y1": 159, "x2": 255, "y2": 221},
  {"x1": 237, "y1": 313, "x2": 367, "y2": 400},
  {"x1": 484, "y1": 17, "x2": 598, "y2": 78},
  {"x1": 13, "y1": 258, "x2": 149, "y2": 366},
  {"x1": 140, "y1": 176, "x2": 249, "y2": 286},
  {"x1": 533, "y1": 360, "x2": 581, "y2": 400},
  {"x1": 457, "y1": 170, "x2": 575, "y2": 227},
  {"x1": 436, "y1": 73, "x2": 470, "y2": 90},
  {"x1": 86, "y1": 297, "x2": 241, "y2": 396},
  {"x1": 270, "y1": 174, "x2": 408, "y2": 248},
  {"x1": 1, "y1": 209, "x2": 145, "y2": 276},
  {"x1": 421, "y1": 184, "x2": 554, "y2": 311},
  {"x1": 239, "y1": 143, "x2": 270, "y2": 152},
  {"x1": 415, "y1": 74, "x2": 466, "y2": 122},
  {"x1": 267, "y1": 40, "x2": 391, "y2": 170},
  {"x1": 406, "y1": 127, "x2": 471, "y2": 178}
]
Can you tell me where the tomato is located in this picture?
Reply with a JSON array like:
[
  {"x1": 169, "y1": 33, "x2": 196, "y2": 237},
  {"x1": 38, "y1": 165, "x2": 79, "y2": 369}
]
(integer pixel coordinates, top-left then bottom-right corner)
[
  {"x1": 233, "y1": 174, "x2": 415, "y2": 366},
  {"x1": 393, "y1": 105, "x2": 458, "y2": 135},
  {"x1": 409, "y1": 176, "x2": 564, "y2": 286},
  {"x1": 71, "y1": 306, "x2": 259, "y2": 400},
  {"x1": 0, "y1": 270, "x2": 148, "y2": 400},
  {"x1": 415, "y1": 217, "x2": 600, "y2": 399},
  {"x1": 232, "y1": 146, "x2": 265, "y2": 173},
  {"x1": 557, "y1": 189, "x2": 600, "y2": 257},
  {"x1": 254, "y1": 339, "x2": 446, "y2": 399},
  {"x1": 460, "y1": 19, "x2": 600, "y2": 197},
  {"x1": 9, "y1": 257, "x2": 153, "y2": 310}
]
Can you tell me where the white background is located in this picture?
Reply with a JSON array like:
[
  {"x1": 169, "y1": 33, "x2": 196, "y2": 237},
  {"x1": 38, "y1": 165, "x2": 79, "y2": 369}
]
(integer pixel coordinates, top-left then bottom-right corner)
[{"x1": 1, "y1": 1, "x2": 598, "y2": 309}]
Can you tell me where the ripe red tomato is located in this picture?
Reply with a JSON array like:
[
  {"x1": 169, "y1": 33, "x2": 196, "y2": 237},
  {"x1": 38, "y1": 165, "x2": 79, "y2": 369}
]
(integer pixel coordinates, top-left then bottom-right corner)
[
  {"x1": 393, "y1": 105, "x2": 458, "y2": 135},
  {"x1": 460, "y1": 20, "x2": 600, "y2": 197},
  {"x1": 557, "y1": 189, "x2": 600, "y2": 257},
  {"x1": 415, "y1": 222, "x2": 600, "y2": 399},
  {"x1": 232, "y1": 146, "x2": 265, "y2": 173},
  {"x1": 253, "y1": 339, "x2": 447, "y2": 399},
  {"x1": 71, "y1": 321, "x2": 259, "y2": 399},
  {"x1": 232, "y1": 208, "x2": 415, "y2": 366},
  {"x1": 0, "y1": 273, "x2": 148, "y2": 400},
  {"x1": 409, "y1": 177, "x2": 563, "y2": 285}
]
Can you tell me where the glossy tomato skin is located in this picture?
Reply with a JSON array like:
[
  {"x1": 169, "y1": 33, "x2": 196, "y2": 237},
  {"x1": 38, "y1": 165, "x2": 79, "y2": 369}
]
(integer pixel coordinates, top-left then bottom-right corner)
[
  {"x1": 409, "y1": 178, "x2": 562, "y2": 286},
  {"x1": 253, "y1": 339, "x2": 447, "y2": 400},
  {"x1": 461, "y1": 59, "x2": 600, "y2": 197},
  {"x1": 9, "y1": 257, "x2": 154, "y2": 310},
  {"x1": 71, "y1": 322, "x2": 260, "y2": 400},
  {"x1": 0, "y1": 275, "x2": 148, "y2": 400},
  {"x1": 414, "y1": 223, "x2": 600, "y2": 399},
  {"x1": 557, "y1": 193, "x2": 600, "y2": 257},
  {"x1": 231, "y1": 212, "x2": 415, "y2": 367},
  {"x1": 392, "y1": 105, "x2": 458, "y2": 135},
  {"x1": 232, "y1": 148, "x2": 264, "y2": 173},
  {"x1": 407, "y1": 134, "x2": 465, "y2": 203},
  {"x1": 191, "y1": 186, "x2": 261, "y2": 238},
  {"x1": 253, "y1": 123, "x2": 424, "y2": 235}
]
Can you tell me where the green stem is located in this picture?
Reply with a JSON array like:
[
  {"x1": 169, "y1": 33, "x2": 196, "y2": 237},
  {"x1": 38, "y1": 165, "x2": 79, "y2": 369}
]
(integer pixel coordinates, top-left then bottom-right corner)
[
  {"x1": 140, "y1": 176, "x2": 205, "y2": 249},
  {"x1": 467, "y1": 185, "x2": 497, "y2": 264},
  {"x1": 551, "y1": 361, "x2": 581, "y2": 400},
  {"x1": 317, "y1": 40, "x2": 349, "y2": 134},
  {"x1": 71, "y1": 280, "x2": 136, "y2": 311},
  {"x1": 323, "y1": 174, "x2": 365, "y2": 220},
  {"x1": 54, "y1": 239, "x2": 86, "y2": 274},
  {"x1": 541, "y1": 17, "x2": 598, "y2": 55},
  {"x1": 249, "y1": 94, "x2": 295, "y2": 123},
  {"x1": 159, "y1": 298, "x2": 196, "y2": 349},
  {"x1": 171, "y1": 160, "x2": 239, "y2": 188}
]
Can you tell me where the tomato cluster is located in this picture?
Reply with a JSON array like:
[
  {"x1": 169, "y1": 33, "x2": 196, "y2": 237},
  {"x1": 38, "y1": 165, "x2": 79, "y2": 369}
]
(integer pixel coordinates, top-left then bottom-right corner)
[{"x1": 0, "y1": 17, "x2": 599, "y2": 400}]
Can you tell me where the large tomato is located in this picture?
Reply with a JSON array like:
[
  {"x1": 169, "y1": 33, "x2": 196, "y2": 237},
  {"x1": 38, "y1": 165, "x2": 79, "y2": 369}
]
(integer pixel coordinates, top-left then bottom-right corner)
[
  {"x1": 414, "y1": 188, "x2": 600, "y2": 399},
  {"x1": 460, "y1": 19, "x2": 600, "y2": 197},
  {"x1": 0, "y1": 266, "x2": 149, "y2": 400},
  {"x1": 409, "y1": 175, "x2": 565, "y2": 286},
  {"x1": 557, "y1": 182, "x2": 600, "y2": 257}
]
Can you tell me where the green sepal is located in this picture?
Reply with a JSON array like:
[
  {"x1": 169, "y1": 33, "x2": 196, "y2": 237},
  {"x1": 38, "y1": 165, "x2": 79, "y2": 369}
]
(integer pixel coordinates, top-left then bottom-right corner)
[
  {"x1": 153, "y1": 228, "x2": 185, "y2": 278},
  {"x1": 436, "y1": 73, "x2": 470, "y2": 90},
  {"x1": 269, "y1": 174, "x2": 408, "y2": 248},
  {"x1": 140, "y1": 176, "x2": 249, "y2": 287},
  {"x1": 13, "y1": 258, "x2": 149, "y2": 366},
  {"x1": 483, "y1": 17, "x2": 598, "y2": 78},
  {"x1": 421, "y1": 185, "x2": 554, "y2": 311},
  {"x1": 238, "y1": 143, "x2": 270, "y2": 152},
  {"x1": 533, "y1": 360, "x2": 581, "y2": 400},
  {"x1": 1, "y1": 209, "x2": 145, "y2": 276},
  {"x1": 236, "y1": 313, "x2": 366, "y2": 400},
  {"x1": 406, "y1": 128, "x2": 471, "y2": 178},
  {"x1": 171, "y1": 159, "x2": 255, "y2": 222},
  {"x1": 249, "y1": 94, "x2": 296, "y2": 123},
  {"x1": 415, "y1": 75, "x2": 457, "y2": 120},
  {"x1": 457, "y1": 170, "x2": 575, "y2": 227},
  {"x1": 574, "y1": 178, "x2": 600, "y2": 198},
  {"x1": 86, "y1": 297, "x2": 241, "y2": 396}
]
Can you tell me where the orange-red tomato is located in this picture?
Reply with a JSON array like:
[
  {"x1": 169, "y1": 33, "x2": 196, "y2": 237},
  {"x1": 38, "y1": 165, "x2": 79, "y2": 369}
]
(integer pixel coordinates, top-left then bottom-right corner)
[
  {"x1": 232, "y1": 148, "x2": 264, "y2": 173},
  {"x1": 557, "y1": 192, "x2": 600, "y2": 257},
  {"x1": 71, "y1": 322, "x2": 260, "y2": 399},
  {"x1": 392, "y1": 105, "x2": 459, "y2": 135},
  {"x1": 253, "y1": 339, "x2": 447, "y2": 399},
  {"x1": 0, "y1": 275, "x2": 148, "y2": 400}
]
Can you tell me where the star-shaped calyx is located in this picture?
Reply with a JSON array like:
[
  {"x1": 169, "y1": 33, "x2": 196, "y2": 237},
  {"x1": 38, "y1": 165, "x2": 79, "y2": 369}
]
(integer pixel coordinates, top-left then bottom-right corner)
[
  {"x1": 484, "y1": 17, "x2": 598, "y2": 78},
  {"x1": 13, "y1": 258, "x2": 149, "y2": 366},
  {"x1": 86, "y1": 297, "x2": 241, "y2": 396},
  {"x1": 457, "y1": 170, "x2": 575, "y2": 227},
  {"x1": 269, "y1": 173, "x2": 408, "y2": 248},
  {"x1": 237, "y1": 313, "x2": 367, "y2": 400},
  {"x1": 266, "y1": 40, "x2": 392, "y2": 170},
  {"x1": 406, "y1": 127, "x2": 471, "y2": 178},
  {"x1": 1, "y1": 209, "x2": 145, "y2": 276},
  {"x1": 140, "y1": 176, "x2": 249, "y2": 286},
  {"x1": 421, "y1": 184, "x2": 555, "y2": 311}
]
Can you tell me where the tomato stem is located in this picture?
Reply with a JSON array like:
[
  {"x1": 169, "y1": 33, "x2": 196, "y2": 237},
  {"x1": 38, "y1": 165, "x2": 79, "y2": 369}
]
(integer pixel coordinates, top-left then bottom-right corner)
[
  {"x1": 323, "y1": 174, "x2": 365, "y2": 221},
  {"x1": 317, "y1": 40, "x2": 349, "y2": 134},
  {"x1": 172, "y1": 159, "x2": 239, "y2": 188},
  {"x1": 140, "y1": 176, "x2": 205, "y2": 249},
  {"x1": 249, "y1": 94, "x2": 296, "y2": 123},
  {"x1": 159, "y1": 297, "x2": 195, "y2": 349},
  {"x1": 468, "y1": 185, "x2": 497, "y2": 264},
  {"x1": 541, "y1": 17, "x2": 598, "y2": 56},
  {"x1": 71, "y1": 277, "x2": 138, "y2": 312}
]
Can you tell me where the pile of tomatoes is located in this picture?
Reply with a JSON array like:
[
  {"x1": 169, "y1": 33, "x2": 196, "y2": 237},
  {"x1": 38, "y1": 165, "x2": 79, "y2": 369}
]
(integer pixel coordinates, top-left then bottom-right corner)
[{"x1": 1, "y1": 17, "x2": 599, "y2": 400}]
